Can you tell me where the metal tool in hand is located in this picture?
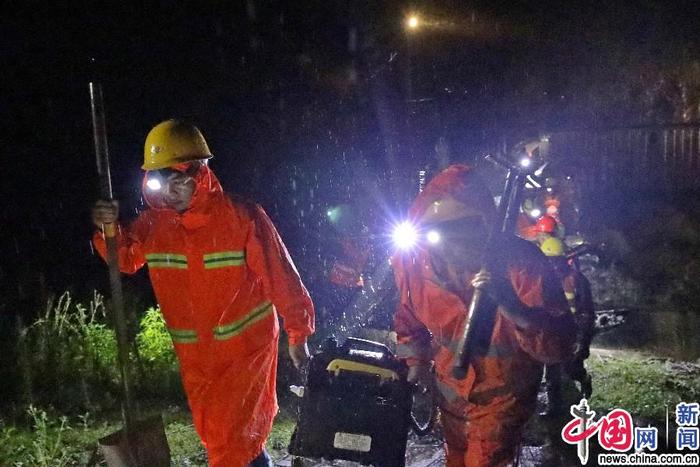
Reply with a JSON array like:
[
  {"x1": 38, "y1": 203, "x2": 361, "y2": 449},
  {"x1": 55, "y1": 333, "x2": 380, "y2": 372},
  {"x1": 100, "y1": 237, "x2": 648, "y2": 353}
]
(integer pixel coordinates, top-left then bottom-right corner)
[
  {"x1": 451, "y1": 150, "x2": 544, "y2": 379},
  {"x1": 90, "y1": 82, "x2": 171, "y2": 466}
]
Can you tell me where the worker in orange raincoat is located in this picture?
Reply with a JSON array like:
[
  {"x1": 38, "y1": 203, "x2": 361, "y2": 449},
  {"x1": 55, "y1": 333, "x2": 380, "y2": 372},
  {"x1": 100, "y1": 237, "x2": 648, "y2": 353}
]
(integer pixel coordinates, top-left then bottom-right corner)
[
  {"x1": 539, "y1": 237, "x2": 595, "y2": 414},
  {"x1": 92, "y1": 120, "x2": 315, "y2": 467},
  {"x1": 392, "y1": 165, "x2": 576, "y2": 466}
]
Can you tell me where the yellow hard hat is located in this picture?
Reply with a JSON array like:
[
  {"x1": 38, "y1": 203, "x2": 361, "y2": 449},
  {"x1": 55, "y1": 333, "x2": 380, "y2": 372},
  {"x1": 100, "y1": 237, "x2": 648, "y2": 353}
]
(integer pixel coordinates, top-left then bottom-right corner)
[
  {"x1": 540, "y1": 237, "x2": 565, "y2": 257},
  {"x1": 142, "y1": 120, "x2": 213, "y2": 170}
]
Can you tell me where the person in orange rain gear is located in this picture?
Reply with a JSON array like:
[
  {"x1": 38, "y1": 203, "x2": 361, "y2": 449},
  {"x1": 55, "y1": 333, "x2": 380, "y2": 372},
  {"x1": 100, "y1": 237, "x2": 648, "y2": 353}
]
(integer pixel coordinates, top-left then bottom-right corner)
[
  {"x1": 531, "y1": 214, "x2": 560, "y2": 245},
  {"x1": 391, "y1": 164, "x2": 576, "y2": 467},
  {"x1": 517, "y1": 209, "x2": 559, "y2": 243},
  {"x1": 328, "y1": 236, "x2": 370, "y2": 289},
  {"x1": 539, "y1": 237, "x2": 595, "y2": 415},
  {"x1": 516, "y1": 211, "x2": 538, "y2": 241},
  {"x1": 543, "y1": 195, "x2": 566, "y2": 235},
  {"x1": 91, "y1": 120, "x2": 315, "y2": 467}
]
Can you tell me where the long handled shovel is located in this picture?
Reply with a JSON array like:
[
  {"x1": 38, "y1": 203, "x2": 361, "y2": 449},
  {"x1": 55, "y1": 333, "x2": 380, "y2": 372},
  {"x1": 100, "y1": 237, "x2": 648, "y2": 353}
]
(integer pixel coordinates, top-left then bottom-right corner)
[
  {"x1": 89, "y1": 82, "x2": 171, "y2": 467},
  {"x1": 452, "y1": 151, "x2": 536, "y2": 379}
]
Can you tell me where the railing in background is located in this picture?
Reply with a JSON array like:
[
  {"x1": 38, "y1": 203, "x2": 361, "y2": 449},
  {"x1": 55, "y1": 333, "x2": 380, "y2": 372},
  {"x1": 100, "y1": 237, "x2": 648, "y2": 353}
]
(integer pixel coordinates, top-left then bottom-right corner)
[{"x1": 545, "y1": 124, "x2": 700, "y2": 192}]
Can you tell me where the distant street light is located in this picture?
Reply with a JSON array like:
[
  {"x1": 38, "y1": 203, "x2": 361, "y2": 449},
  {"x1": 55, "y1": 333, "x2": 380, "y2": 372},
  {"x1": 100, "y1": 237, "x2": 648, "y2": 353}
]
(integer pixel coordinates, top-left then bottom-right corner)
[{"x1": 407, "y1": 15, "x2": 420, "y2": 30}]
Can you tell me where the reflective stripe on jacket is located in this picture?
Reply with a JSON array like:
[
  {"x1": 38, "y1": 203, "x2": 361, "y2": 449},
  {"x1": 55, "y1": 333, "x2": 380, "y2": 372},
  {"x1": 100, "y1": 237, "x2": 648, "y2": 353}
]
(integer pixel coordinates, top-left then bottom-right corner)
[{"x1": 563, "y1": 269, "x2": 596, "y2": 346}]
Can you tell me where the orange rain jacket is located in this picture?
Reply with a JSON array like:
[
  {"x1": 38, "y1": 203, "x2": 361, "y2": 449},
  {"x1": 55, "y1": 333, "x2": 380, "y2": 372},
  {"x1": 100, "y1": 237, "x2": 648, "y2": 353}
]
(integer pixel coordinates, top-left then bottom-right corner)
[
  {"x1": 561, "y1": 266, "x2": 596, "y2": 359},
  {"x1": 93, "y1": 165, "x2": 314, "y2": 466},
  {"x1": 392, "y1": 165, "x2": 576, "y2": 467}
]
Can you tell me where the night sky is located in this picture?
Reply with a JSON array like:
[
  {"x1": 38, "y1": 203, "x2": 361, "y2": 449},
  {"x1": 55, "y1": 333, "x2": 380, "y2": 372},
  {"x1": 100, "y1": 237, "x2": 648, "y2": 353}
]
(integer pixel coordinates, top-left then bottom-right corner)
[{"x1": 2, "y1": 0, "x2": 700, "y2": 318}]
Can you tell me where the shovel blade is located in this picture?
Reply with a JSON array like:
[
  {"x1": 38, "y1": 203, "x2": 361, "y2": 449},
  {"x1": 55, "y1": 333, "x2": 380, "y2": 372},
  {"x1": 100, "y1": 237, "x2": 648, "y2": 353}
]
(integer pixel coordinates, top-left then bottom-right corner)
[{"x1": 99, "y1": 415, "x2": 171, "y2": 467}]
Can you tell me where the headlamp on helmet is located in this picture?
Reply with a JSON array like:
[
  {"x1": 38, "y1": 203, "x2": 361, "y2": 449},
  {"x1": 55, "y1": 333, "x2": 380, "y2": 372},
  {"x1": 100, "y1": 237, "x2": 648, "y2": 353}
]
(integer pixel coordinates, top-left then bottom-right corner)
[
  {"x1": 426, "y1": 229, "x2": 441, "y2": 245},
  {"x1": 392, "y1": 221, "x2": 419, "y2": 250},
  {"x1": 392, "y1": 216, "x2": 487, "y2": 251},
  {"x1": 146, "y1": 176, "x2": 163, "y2": 191},
  {"x1": 392, "y1": 223, "x2": 443, "y2": 249},
  {"x1": 145, "y1": 162, "x2": 201, "y2": 192}
]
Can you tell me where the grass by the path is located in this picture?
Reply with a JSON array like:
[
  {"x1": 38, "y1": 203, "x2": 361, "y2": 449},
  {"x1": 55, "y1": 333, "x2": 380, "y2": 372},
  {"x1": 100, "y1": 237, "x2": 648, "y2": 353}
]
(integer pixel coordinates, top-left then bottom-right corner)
[
  {"x1": 587, "y1": 348, "x2": 700, "y2": 423},
  {"x1": 1, "y1": 349, "x2": 698, "y2": 465},
  {"x1": 0, "y1": 405, "x2": 296, "y2": 466}
]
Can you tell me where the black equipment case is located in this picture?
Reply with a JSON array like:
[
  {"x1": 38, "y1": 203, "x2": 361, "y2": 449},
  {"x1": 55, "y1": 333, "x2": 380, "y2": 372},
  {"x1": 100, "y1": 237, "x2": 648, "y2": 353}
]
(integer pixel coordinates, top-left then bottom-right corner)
[{"x1": 289, "y1": 337, "x2": 413, "y2": 466}]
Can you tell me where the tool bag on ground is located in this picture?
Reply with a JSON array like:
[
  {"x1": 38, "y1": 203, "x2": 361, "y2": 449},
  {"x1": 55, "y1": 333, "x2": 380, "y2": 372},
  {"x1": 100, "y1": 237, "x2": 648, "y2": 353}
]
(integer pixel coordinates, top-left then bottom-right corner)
[{"x1": 289, "y1": 337, "x2": 413, "y2": 466}]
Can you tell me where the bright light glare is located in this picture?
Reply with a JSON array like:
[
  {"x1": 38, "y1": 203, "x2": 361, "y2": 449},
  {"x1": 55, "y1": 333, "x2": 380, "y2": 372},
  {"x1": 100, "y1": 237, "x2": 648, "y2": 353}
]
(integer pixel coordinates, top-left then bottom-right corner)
[
  {"x1": 530, "y1": 208, "x2": 542, "y2": 218},
  {"x1": 426, "y1": 230, "x2": 441, "y2": 245},
  {"x1": 146, "y1": 178, "x2": 162, "y2": 191},
  {"x1": 393, "y1": 222, "x2": 418, "y2": 249},
  {"x1": 407, "y1": 15, "x2": 419, "y2": 29},
  {"x1": 520, "y1": 157, "x2": 531, "y2": 168}
]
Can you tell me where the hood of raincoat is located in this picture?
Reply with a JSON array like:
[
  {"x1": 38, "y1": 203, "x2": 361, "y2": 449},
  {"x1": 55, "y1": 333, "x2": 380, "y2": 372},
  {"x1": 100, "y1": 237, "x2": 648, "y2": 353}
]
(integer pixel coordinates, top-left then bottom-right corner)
[
  {"x1": 142, "y1": 164, "x2": 224, "y2": 230},
  {"x1": 409, "y1": 164, "x2": 496, "y2": 226}
]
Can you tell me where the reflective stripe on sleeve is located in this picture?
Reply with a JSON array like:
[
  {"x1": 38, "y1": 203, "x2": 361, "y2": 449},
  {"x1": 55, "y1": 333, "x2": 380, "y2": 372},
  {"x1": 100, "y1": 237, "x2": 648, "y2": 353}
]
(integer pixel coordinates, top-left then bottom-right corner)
[
  {"x1": 565, "y1": 292, "x2": 577, "y2": 314},
  {"x1": 168, "y1": 327, "x2": 198, "y2": 344},
  {"x1": 213, "y1": 301, "x2": 274, "y2": 341}
]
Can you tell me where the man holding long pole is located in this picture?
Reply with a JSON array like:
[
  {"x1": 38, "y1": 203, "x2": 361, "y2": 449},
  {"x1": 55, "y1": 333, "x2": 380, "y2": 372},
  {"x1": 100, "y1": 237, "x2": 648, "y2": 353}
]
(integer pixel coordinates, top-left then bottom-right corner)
[
  {"x1": 391, "y1": 164, "x2": 575, "y2": 466},
  {"x1": 92, "y1": 119, "x2": 315, "y2": 466}
]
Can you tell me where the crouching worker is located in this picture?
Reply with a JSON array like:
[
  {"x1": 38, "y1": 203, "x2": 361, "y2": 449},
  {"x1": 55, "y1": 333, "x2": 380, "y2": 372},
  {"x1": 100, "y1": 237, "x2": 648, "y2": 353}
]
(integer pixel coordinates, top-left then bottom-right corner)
[
  {"x1": 540, "y1": 237, "x2": 595, "y2": 415},
  {"x1": 91, "y1": 120, "x2": 315, "y2": 467},
  {"x1": 391, "y1": 165, "x2": 576, "y2": 467}
]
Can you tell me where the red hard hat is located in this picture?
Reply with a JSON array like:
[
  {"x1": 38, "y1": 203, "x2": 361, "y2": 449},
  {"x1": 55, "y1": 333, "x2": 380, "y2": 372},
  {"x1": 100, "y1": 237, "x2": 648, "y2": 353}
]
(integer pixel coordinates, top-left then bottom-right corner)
[{"x1": 535, "y1": 215, "x2": 557, "y2": 234}]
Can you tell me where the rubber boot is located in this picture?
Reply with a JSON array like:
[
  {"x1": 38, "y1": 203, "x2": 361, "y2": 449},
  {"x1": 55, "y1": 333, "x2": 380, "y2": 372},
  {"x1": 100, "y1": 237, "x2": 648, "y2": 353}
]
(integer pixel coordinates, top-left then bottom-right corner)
[
  {"x1": 249, "y1": 448, "x2": 274, "y2": 467},
  {"x1": 580, "y1": 373, "x2": 593, "y2": 399},
  {"x1": 540, "y1": 365, "x2": 563, "y2": 417}
]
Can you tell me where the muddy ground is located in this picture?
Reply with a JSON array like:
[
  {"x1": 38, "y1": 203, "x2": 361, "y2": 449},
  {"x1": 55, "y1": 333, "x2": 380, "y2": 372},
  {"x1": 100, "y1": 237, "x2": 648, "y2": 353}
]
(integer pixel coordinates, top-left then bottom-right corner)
[
  {"x1": 273, "y1": 346, "x2": 700, "y2": 467},
  {"x1": 273, "y1": 375, "x2": 578, "y2": 466}
]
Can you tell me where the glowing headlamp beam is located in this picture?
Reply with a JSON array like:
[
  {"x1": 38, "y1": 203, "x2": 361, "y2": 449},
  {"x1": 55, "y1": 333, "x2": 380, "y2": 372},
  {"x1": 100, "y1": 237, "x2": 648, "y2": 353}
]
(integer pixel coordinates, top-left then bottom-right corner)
[
  {"x1": 426, "y1": 229, "x2": 441, "y2": 245},
  {"x1": 146, "y1": 178, "x2": 162, "y2": 191},
  {"x1": 393, "y1": 221, "x2": 418, "y2": 250}
]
